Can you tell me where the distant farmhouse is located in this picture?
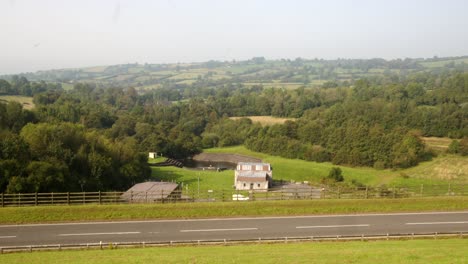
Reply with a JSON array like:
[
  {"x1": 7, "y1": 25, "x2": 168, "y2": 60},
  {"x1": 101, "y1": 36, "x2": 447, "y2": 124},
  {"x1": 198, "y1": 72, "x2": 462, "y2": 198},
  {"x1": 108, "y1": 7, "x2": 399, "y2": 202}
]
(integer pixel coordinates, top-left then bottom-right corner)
[
  {"x1": 234, "y1": 162, "x2": 272, "y2": 190},
  {"x1": 121, "y1": 181, "x2": 180, "y2": 202}
]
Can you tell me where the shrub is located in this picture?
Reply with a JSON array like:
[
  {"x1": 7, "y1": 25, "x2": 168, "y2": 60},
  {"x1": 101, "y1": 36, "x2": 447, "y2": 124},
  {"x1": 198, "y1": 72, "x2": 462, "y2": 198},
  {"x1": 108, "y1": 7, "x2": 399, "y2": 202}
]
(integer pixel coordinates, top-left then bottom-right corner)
[{"x1": 327, "y1": 167, "x2": 344, "y2": 182}]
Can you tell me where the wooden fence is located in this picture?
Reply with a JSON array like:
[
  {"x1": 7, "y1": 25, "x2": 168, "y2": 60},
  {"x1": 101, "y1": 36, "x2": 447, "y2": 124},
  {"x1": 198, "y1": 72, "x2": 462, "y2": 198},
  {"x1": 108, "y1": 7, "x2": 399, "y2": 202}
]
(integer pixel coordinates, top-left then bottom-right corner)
[{"x1": 0, "y1": 184, "x2": 466, "y2": 207}]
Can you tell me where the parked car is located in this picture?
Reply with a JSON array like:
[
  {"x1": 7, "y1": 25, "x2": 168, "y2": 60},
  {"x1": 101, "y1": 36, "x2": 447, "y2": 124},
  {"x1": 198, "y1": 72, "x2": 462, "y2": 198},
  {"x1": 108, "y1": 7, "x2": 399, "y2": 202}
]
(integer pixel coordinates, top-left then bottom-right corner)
[{"x1": 232, "y1": 194, "x2": 249, "y2": 201}]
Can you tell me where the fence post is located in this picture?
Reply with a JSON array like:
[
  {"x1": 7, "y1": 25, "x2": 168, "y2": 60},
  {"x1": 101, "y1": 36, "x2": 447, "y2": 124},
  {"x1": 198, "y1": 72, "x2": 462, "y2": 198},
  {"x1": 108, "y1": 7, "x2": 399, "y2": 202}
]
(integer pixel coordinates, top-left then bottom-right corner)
[
  {"x1": 99, "y1": 191, "x2": 102, "y2": 205},
  {"x1": 448, "y1": 184, "x2": 451, "y2": 196},
  {"x1": 393, "y1": 186, "x2": 396, "y2": 199},
  {"x1": 420, "y1": 184, "x2": 424, "y2": 197},
  {"x1": 51, "y1": 192, "x2": 54, "y2": 205},
  {"x1": 365, "y1": 186, "x2": 368, "y2": 199},
  {"x1": 82, "y1": 192, "x2": 85, "y2": 205},
  {"x1": 67, "y1": 192, "x2": 70, "y2": 205},
  {"x1": 221, "y1": 190, "x2": 225, "y2": 202},
  {"x1": 18, "y1": 193, "x2": 21, "y2": 206},
  {"x1": 161, "y1": 190, "x2": 164, "y2": 203},
  {"x1": 130, "y1": 191, "x2": 133, "y2": 203},
  {"x1": 337, "y1": 187, "x2": 341, "y2": 199},
  {"x1": 1, "y1": 193, "x2": 4, "y2": 207},
  {"x1": 35, "y1": 192, "x2": 38, "y2": 206},
  {"x1": 145, "y1": 191, "x2": 148, "y2": 203}
]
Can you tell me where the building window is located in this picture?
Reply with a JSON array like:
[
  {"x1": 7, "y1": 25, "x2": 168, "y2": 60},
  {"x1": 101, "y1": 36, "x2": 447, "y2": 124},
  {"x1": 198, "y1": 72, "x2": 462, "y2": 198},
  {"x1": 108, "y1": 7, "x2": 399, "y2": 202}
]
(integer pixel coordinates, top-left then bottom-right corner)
[
  {"x1": 257, "y1": 183, "x2": 260, "y2": 188},
  {"x1": 243, "y1": 183, "x2": 246, "y2": 187}
]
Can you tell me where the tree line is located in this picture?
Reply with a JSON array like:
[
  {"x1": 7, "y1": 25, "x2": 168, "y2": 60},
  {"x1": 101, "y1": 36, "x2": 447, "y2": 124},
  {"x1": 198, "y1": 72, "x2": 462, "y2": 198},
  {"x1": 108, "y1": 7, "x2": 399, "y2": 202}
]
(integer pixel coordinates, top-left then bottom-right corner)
[{"x1": 0, "y1": 70, "x2": 467, "y2": 193}]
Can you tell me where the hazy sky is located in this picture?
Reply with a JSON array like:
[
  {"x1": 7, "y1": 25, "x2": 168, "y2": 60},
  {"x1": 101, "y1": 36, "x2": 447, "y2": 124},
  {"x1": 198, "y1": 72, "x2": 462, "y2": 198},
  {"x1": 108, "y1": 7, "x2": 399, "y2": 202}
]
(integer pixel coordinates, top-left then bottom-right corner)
[{"x1": 1, "y1": 0, "x2": 468, "y2": 74}]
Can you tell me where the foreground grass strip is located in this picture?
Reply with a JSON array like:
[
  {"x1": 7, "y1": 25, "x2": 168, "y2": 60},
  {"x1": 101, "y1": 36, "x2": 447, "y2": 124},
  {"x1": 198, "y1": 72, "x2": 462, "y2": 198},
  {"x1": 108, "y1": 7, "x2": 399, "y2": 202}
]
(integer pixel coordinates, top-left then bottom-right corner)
[
  {"x1": 1, "y1": 239, "x2": 467, "y2": 264},
  {"x1": 0, "y1": 197, "x2": 467, "y2": 224}
]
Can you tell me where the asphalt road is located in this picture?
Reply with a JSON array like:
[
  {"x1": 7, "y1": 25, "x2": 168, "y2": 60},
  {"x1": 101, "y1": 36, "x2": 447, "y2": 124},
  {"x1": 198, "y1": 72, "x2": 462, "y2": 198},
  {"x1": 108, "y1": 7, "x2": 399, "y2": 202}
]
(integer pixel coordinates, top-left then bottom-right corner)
[{"x1": 0, "y1": 211, "x2": 467, "y2": 247}]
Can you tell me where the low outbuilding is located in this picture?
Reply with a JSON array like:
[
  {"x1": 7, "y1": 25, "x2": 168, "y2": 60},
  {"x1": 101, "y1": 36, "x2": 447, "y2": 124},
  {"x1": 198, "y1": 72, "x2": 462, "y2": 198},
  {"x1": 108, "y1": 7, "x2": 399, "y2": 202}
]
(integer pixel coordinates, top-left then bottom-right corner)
[{"x1": 121, "y1": 181, "x2": 180, "y2": 202}]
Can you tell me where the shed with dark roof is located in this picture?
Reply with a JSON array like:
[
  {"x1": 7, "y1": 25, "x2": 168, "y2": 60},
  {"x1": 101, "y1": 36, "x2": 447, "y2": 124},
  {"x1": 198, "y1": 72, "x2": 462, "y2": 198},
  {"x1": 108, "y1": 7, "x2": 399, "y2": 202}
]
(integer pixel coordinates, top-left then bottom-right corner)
[{"x1": 121, "y1": 181, "x2": 180, "y2": 202}]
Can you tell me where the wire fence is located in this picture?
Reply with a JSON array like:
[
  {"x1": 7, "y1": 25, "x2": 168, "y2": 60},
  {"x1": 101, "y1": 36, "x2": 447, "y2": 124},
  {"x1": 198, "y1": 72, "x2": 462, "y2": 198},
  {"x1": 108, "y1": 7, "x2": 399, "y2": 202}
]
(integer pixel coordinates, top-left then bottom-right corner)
[{"x1": 0, "y1": 184, "x2": 466, "y2": 207}]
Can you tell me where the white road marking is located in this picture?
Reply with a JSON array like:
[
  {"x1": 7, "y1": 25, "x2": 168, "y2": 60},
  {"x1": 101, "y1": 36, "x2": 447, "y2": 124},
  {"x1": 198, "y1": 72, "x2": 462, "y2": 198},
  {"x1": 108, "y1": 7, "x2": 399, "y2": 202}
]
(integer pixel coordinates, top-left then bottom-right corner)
[
  {"x1": 297, "y1": 224, "x2": 370, "y2": 229},
  {"x1": 406, "y1": 221, "x2": 468, "y2": 225},
  {"x1": 58, "y1": 232, "x2": 140, "y2": 236},
  {"x1": 180, "y1": 228, "x2": 258, "y2": 233},
  {"x1": 1, "y1": 211, "x2": 467, "y2": 228},
  {"x1": 0, "y1": 236, "x2": 16, "y2": 239}
]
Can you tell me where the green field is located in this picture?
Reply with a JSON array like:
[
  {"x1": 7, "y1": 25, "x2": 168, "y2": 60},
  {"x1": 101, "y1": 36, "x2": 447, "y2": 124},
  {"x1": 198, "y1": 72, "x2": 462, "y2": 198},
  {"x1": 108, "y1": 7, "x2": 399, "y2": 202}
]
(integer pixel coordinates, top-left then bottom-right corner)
[
  {"x1": 154, "y1": 146, "x2": 388, "y2": 190},
  {"x1": 1, "y1": 239, "x2": 467, "y2": 264},
  {"x1": 418, "y1": 57, "x2": 468, "y2": 68},
  {"x1": 229, "y1": 116, "x2": 296, "y2": 126},
  {"x1": 0, "y1": 95, "x2": 34, "y2": 109},
  {"x1": 0, "y1": 197, "x2": 466, "y2": 224},
  {"x1": 152, "y1": 166, "x2": 233, "y2": 191},
  {"x1": 197, "y1": 146, "x2": 468, "y2": 189},
  {"x1": 151, "y1": 145, "x2": 468, "y2": 191}
]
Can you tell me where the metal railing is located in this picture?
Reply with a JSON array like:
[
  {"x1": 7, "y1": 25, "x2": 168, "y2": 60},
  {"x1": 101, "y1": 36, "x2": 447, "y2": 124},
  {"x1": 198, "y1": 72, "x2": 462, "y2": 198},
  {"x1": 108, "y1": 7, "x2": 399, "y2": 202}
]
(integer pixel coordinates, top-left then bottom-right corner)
[
  {"x1": 0, "y1": 184, "x2": 466, "y2": 207},
  {"x1": 0, "y1": 232, "x2": 466, "y2": 254}
]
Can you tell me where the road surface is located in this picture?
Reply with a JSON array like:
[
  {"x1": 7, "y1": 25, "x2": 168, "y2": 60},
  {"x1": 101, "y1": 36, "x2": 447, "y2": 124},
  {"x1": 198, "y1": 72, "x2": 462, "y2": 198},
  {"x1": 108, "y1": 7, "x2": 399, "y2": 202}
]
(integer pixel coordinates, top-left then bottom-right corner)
[{"x1": 0, "y1": 211, "x2": 467, "y2": 247}]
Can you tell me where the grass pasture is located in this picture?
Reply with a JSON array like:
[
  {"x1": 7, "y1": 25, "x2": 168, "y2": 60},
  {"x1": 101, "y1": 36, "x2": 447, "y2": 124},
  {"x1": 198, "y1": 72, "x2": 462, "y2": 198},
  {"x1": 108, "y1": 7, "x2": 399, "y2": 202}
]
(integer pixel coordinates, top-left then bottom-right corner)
[
  {"x1": 1, "y1": 239, "x2": 467, "y2": 264},
  {"x1": 422, "y1": 137, "x2": 453, "y2": 152},
  {"x1": 229, "y1": 116, "x2": 296, "y2": 126},
  {"x1": 151, "y1": 166, "x2": 233, "y2": 191},
  {"x1": 82, "y1": 66, "x2": 108, "y2": 73},
  {"x1": 204, "y1": 146, "x2": 394, "y2": 186},
  {"x1": 150, "y1": 145, "x2": 467, "y2": 191},
  {"x1": 397, "y1": 155, "x2": 468, "y2": 184},
  {"x1": 0, "y1": 95, "x2": 34, "y2": 109},
  {"x1": 243, "y1": 82, "x2": 308, "y2": 90},
  {"x1": 419, "y1": 57, "x2": 468, "y2": 68},
  {"x1": 203, "y1": 146, "x2": 468, "y2": 187}
]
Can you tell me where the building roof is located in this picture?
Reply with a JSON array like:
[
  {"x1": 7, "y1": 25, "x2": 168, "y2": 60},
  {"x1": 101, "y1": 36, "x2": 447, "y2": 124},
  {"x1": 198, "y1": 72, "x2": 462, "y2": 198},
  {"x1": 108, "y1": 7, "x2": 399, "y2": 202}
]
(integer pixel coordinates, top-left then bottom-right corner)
[
  {"x1": 237, "y1": 176, "x2": 268, "y2": 182},
  {"x1": 237, "y1": 171, "x2": 269, "y2": 182},
  {"x1": 237, "y1": 162, "x2": 270, "y2": 167},
  {"x1": 121, "y1": 181, "x2": 179, "y2": 201},
  {"x1": 237, "y1": 171, "x2": 269, "y2": 178}
]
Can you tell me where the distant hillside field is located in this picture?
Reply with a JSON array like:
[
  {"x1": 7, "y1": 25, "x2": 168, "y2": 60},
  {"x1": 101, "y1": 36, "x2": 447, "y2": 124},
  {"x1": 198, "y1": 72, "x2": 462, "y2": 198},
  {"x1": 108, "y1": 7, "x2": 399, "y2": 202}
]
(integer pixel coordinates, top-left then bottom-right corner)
[
  {"x1": 0, "y1": 95, "x2": 34, "y2": 109},
  {"x1": 6, "y1": 56, "x2": 468, "y2": 92},
  {"x1": 230, "y1": 116, "x2": 296, "y2": 126},
  {"x1": 422, "y1": 137, "x2": 453, "y2": 152}
]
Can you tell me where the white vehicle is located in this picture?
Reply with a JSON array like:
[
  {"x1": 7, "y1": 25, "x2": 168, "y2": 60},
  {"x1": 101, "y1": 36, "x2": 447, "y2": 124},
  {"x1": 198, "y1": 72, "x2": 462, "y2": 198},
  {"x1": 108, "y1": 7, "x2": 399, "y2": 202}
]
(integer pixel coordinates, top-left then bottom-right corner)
[{"x1": 232, "y1": 194, "x2": 249, "y2": 201}]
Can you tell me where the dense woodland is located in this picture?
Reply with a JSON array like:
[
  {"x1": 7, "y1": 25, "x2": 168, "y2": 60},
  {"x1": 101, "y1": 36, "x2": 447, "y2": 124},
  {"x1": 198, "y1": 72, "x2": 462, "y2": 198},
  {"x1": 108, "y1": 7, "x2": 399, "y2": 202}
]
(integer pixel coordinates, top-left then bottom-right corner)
[{"x1": 0, "y1": 58, "x2": 468, "y2": 193}]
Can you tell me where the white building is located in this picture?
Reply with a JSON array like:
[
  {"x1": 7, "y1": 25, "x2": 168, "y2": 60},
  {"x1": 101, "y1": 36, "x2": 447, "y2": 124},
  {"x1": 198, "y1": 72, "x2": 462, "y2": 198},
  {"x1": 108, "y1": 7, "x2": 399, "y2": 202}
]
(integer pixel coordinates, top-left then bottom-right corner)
[
  {"x1": 148, "y1": 152, "x2": 158, "y2": 159},
  {"x1": 234, "y1": 162, "x2": 272, "y2": 190}
]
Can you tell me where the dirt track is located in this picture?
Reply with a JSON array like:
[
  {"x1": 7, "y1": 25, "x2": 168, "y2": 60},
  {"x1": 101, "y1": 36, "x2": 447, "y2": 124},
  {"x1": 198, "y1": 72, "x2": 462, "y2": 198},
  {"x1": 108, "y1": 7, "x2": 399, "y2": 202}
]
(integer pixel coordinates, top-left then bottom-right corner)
[{"x1": 192, "y1": 153, "x2": 262, "y2": 163}]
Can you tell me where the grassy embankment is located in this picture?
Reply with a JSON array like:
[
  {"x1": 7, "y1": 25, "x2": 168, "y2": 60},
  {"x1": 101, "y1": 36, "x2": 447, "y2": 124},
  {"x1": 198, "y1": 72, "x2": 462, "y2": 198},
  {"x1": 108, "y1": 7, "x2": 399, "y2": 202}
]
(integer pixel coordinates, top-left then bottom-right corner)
[
  {"x1": 1, "y1": 239, "x2": 467, "y2": 264},
  {"x1": 0, "y1": 197, "x2": 466, "y2": 224},
  {"x1": 151, "y1": 143, "x2": 468, "y2": 191},
  {"x1": 153, "y1": 131, "x2": 468, "y2": 190}
]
